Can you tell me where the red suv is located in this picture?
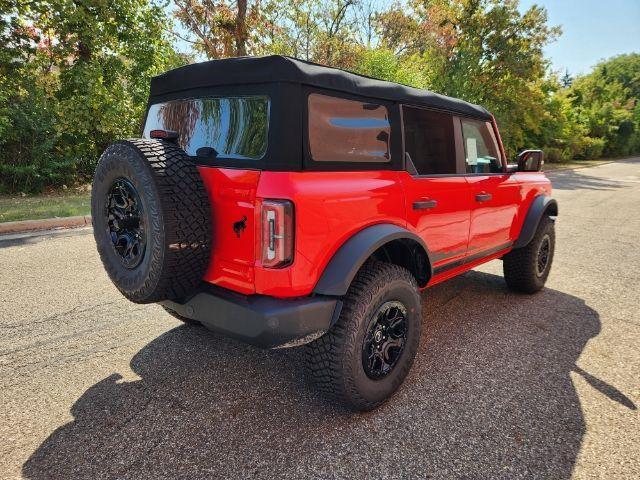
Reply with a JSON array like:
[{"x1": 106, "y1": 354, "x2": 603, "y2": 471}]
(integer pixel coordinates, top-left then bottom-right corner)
[{"x1": 92, "y1": 56, "x2": 557, "y2": 411}]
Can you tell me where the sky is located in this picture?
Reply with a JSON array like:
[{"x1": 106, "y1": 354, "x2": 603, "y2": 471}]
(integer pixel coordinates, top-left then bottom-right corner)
[{"x1": 519, "y1": 0, "x2": 640, "y2": 75}]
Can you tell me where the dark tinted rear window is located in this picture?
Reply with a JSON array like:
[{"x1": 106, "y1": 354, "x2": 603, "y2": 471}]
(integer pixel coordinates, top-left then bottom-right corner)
[
  {"x1": 402, "y1": 106, "x2": 456, "y2": 175},
  {"x1": 143, "y1": 96, "x2": 269, "y2": 159}
]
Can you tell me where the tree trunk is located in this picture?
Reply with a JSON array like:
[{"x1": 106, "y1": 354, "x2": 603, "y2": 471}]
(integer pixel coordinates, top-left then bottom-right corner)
[{"x1": 235, "y1": 0, "x2": 248, "y2": 56}]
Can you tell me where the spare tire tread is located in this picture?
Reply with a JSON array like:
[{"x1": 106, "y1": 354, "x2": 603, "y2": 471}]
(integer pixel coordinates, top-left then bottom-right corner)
[{"x1": 92, "y1": 139, "x2": 211, "y2": 303}]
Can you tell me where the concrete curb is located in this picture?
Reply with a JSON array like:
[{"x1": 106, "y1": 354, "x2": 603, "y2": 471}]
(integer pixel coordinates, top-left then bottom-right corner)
[{"x1": 0, "y1": 215, "x2": 92, "y2": 235}]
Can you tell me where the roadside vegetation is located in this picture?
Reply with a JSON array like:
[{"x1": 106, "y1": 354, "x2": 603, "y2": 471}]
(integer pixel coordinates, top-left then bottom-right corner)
[
  {"x1": 0, "y1": 188, "x2": 90, "y2": 223},
  {"x1": 1, "y1": 0, "x2": 639, "y2": 196}
]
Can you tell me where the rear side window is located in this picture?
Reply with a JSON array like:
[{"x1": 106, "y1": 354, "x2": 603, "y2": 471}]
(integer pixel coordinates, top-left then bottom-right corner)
[
  {"x1": 402, "y1": 106, "x2": 456, "y2": 175},
  {"x1": 143, "y1": 96, "x2": 270, "y2": 159},
  {"x1": 308, "y1": 93, "x2": 391, "y2": 163},
  {"x1": 461, "y1": 119, "x2": 502, "y2": 173}
]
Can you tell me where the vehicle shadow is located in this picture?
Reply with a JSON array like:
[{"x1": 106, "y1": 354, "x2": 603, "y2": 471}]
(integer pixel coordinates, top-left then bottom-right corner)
[
  {"x1": 547, "y1": 168, "x2": 630, "y2": 191},
  {"x1": 22, "y1": 271, "x2": 635, "y2": 479}
]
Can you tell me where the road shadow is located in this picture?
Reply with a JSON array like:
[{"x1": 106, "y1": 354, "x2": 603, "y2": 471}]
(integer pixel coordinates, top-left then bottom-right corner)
[
  {"x1": 22, "y1": 271, "x2": 635, "y2": 479},
  {"x1": 547, "y1": 168, "x2": 630, "y2": 191}
]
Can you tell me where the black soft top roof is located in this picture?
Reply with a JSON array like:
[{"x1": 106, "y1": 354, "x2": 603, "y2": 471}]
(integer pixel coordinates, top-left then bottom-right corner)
[{"x1": 149, "y1": 55, "x2": 491, "y2": 120}]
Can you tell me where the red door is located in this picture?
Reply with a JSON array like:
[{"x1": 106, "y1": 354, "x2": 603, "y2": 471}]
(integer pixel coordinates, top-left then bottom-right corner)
[
  {"x1": 399, "y1": 106, "x2": 473, "y2": 271},
  {"x1": 466, "y1": 175, "x2": 521, "y2": 255},
  {"x1": 459, "y1": 118, "x2": 520, "y2": 255},
  {"x1": 398, "y1": 172, "x2": 472, "y2": 270}
]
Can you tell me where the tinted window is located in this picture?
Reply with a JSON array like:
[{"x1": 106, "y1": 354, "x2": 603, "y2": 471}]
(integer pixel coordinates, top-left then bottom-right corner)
[
  {"x1": 402, "y1": 106, "x2": 456, "y2": 175},
  {"x1": 308, "y1": 93, "x2": 391, "y2": 163},
  {"x1": 461, "y1": 119, "x2": 502, "y2": 173},
  {"x1": 143, "y1": 96, "x2": 269, "y2": 159}
]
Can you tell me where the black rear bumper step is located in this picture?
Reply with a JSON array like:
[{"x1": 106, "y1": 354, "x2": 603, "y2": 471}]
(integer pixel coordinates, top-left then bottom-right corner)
[{"x1": 161, "y1": 284, "x2": 342, "y2": 349}]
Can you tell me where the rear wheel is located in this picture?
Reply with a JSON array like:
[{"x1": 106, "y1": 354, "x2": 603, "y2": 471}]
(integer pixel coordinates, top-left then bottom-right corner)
[
  {"x1": 91, "y1": 139, "x2": 211, "y2": 304},
  {"x1": 306, "y1": 261, "x2": 422, "y2": 411},
  {"x1": 503, "y1": 215, "x2": 555, "y2": 293}
]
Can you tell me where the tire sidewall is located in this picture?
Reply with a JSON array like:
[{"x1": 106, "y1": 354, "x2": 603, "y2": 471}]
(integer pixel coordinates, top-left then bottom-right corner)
[
  {"x1": 91, "y1": 142, "x2": 166, "y2": 301},
  {"x1": 532, "y1": 218, "x2": 555, "y2": 287},
  {"x1": 346, "y1": 277, "x2": 421, "y2": 405}
]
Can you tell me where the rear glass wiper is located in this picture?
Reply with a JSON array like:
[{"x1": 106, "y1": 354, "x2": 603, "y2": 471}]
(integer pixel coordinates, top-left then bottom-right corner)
[{"x1": 196, "y1": 146, "x2": 218, "y2": 158}]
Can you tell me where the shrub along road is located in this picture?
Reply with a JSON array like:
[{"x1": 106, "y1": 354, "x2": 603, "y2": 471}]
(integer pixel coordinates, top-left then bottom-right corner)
[{"x1": 1, "y1": 159, "x2": 638, "y2": 479}]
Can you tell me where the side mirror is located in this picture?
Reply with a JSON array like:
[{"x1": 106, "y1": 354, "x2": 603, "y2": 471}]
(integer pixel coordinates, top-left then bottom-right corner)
[{"x1": 517, "y1": 150, "x2": 544, "y2": 172}]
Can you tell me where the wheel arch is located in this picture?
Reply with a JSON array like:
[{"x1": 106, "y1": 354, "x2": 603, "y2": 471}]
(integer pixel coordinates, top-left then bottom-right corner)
[
  {"x1": 513, "y1": 195, "x2": 558, "y2": 249},
  {"x1": 312, "y1": 224, "x2": 432, "y2": 297}
]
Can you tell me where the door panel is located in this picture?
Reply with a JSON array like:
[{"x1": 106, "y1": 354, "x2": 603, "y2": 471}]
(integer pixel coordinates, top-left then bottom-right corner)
[
  {"x1": 466, "y1": 174, "x2": 521, "y2": 254},
  {"x1": 398, "y1": 172, "x2": 472, "y2": 268}
]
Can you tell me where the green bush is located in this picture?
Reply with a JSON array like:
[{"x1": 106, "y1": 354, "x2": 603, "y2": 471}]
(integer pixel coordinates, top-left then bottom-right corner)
[{"x1": 0, "y1": 0, "x2": 185, "y2": 193}]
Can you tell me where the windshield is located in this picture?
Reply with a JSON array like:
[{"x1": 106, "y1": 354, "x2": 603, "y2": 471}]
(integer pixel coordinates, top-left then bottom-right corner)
[{"x1": 143, "y1": 96, "x2": 270, "y2": 160}]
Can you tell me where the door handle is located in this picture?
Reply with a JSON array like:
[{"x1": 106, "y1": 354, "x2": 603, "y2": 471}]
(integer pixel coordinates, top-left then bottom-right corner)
[
  {"x1": 413, "y1": 199, "x2": 438, "y2": 210},
  {"x1": 475, "y1": 193, "x2": 492, "y2": 202}
]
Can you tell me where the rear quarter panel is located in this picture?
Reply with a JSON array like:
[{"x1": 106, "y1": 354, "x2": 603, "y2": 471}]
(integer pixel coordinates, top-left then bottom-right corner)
[{"x1": 255, "y1": 171, "x2": 407, "y2": 297}]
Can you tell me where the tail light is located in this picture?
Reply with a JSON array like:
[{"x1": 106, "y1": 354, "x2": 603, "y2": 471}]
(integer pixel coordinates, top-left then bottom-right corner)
[
  {"x1": 149, "y1": 129, "x2": 179, "y2": 141},
  {"x1": 261, "y1": 199, "x2": 294, "y2": 268}
]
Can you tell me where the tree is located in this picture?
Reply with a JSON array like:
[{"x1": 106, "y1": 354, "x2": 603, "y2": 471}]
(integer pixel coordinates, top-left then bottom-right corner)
[
  {"x1": 567, "y1": 54, "x2": 640, "y2": 157},
  {"x1": 561, "y1": 69, "x2": 573, "y2": 88},
  {"x1": 377, "y1": 0, "x2": 561, "y2": 156},
  {"x1": 0, "y1": 0, "x2": 184, "y2": 192},
  {"x1": 172, "y1": 0, "x2": 262, "y2": 58},
  {"x1": 232, "y1": 0, "x2": 361, "y2": 67}
]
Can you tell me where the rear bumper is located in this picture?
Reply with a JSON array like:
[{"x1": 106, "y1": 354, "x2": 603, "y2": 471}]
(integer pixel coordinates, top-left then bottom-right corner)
[{"x1": 160, "y1": 285, "x2": 342, "y2": 349}]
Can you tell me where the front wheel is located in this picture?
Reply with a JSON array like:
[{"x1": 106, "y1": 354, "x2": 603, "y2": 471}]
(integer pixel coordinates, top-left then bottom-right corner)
[
  {"x1": 503, "y1": 215, "x2": 556, "y2": 293},
  {"x1": 305, "y1": 261, "x2": 422, "y2": 411}
]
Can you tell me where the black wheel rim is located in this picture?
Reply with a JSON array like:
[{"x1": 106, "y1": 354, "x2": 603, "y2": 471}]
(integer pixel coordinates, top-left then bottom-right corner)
[
  {"x1": 536, "y1": 234, "x2": 551, "y2": 276},
  {"x1": 105, "y1": 178, "x2": 146, "y2": 269},
  {"x1": 362, "y1": 301, "x2": 408, "y2": 380}
]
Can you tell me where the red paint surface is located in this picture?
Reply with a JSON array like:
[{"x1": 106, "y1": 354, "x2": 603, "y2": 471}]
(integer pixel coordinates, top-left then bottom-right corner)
[{"x1": 197, "y1": 165, "x2": 551, "y2": 298}]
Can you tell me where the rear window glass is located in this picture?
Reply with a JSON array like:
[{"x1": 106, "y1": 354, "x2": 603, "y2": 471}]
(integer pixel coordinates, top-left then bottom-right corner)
[
  {"x1": 143, "y1": 96, "x2": 270, "y2": 160},
  {"x1": 308, "y1": 93, "x2": 391, "y2": 163}
]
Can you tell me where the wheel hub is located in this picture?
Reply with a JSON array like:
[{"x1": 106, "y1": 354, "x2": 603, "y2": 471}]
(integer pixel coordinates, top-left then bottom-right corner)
[
  {"x1": 362, "y1": 301, "x2": 408, "y2": 380},
  {"x1": 536, "y1": 234, "x2": 551, "y2": 276},
  {"x1": 105, "y1": 178, "x2": 146, "y2": 269}
]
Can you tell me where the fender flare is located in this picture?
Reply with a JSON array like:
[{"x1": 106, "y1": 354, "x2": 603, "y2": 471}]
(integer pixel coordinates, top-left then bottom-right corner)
[
  {"x1": 513, "y1": 196, "x2": 558, "y2": 249},
  {"x1": 312, "y1": 224, "x2": 432, "y2": 297}
]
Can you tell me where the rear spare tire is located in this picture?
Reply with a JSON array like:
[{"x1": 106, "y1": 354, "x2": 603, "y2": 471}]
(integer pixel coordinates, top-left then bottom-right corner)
[{"x1": 91, "y1": 139, "x2": 211, "y2": 304}]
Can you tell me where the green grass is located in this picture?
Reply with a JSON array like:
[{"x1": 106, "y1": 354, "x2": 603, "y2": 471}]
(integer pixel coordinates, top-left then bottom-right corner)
[{"x1": 0, "y1": 190, "x2": 91, "y2": 223}]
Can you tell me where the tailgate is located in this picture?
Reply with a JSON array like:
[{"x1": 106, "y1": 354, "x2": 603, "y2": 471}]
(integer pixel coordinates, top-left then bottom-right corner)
[{"x1": 197, "y1": 167, "x2": 260, "y2": 294}]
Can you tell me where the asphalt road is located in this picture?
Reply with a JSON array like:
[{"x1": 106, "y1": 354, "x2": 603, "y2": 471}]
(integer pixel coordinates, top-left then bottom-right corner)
[{"x1": 1, "y1": 159, "x2": 639, "y2": 479}]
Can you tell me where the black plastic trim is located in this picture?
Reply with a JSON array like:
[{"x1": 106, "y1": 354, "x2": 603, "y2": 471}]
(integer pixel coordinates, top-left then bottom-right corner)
[
  {"x1": 513, "y1": 196, "x2": 558, "y2": 249},
  {"x1": 313, "y1": 223, "x2": 432, "y2": 296},
  {"x1": 161, "y1": 284, "x2": 339, "y2": 349},
  {"x1": 433, "y1": 241, "x2": 514, "y2": 275}
]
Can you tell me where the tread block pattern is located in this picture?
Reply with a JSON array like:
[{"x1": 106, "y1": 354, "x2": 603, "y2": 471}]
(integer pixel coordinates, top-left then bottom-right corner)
[
  {"x1": 93, "y1": 139, "x2": 212, "y2": 303},
  {"x1": 305, "y1": 261, "x2": 421, "y2": 411},
  {"x1": 503, "y1": 215, "x2": 555, "y2": 294},
  {"x1": 128, "y1": 139, "x2": 211, "y2": 302}
]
